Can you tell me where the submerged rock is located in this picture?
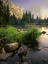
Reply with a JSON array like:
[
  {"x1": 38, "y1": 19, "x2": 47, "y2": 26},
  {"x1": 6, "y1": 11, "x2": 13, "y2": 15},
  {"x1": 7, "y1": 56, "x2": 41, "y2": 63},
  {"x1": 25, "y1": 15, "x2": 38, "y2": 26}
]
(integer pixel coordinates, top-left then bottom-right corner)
[
  {"x1": 22, "y1": 55, "x2": 26, "y2": 60},
  {"x1": 28, "y1": 60, "x2": 31, "y2": 64},
  {"x1": 46, "y1": 34, "x2": 48, "y2": 35},
  {"x1": 18, "y1": 46, "x2": 27, "y2": 57},
  {"x1": 15, "y1": 62, "x2": 20, "y2": 64},
  {"x1": 34, "y1": 47, "x2": 41, "y2": 51},
  {"x1": 1, "y1": 62, "x2": 8, "y2": 64},
  {"x1": 42, "y1": 58, "x2": 47, "y2": 62},
  {"x1": 36, "y1": 48, "x2": 41, "y2": 51},
  {"x1": 21, "y1": 62, "x2": 28, "y2": 64},
  {"x1": 18, "y1": 46, "x2": 27, "y2": 63}
]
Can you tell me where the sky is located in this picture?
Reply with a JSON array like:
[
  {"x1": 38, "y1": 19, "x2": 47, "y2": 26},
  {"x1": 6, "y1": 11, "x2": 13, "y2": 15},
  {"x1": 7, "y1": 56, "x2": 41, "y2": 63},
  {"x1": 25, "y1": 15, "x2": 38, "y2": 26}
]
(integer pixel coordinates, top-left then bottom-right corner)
[{"x1": 10, "y1": 0, "x2": 48, "y2": 17}]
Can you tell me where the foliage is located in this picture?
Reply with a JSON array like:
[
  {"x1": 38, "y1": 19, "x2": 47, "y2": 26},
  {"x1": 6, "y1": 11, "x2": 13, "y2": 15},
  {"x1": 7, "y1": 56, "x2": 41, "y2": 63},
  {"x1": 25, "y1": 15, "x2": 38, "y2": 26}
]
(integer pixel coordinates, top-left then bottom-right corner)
[
  {"x1": 0, "y1": 26, "x2": 40, "y2": 47},
  {"x1": 21, "y1": 11, "x2": 31, "y2": 25},
  {"x1": 37, "y1": 19, "x2": 42, "y2": 25},
  {"x1": 16, "y1": 32, "x2": 23, "y2": 43},
  {"x1": 0, "y1": 27, "x2": 6, "y2": 38},
  {"x1": 0, "y1": 0, "x2": 10, "y2": 26},
  {"x1": 5, "y1": 26, "x2": 18, "y2": 43},
  {"x1": 0, "y1": 0, "x2": 3, "y2": 16},
  {"x1": 10, "y1": 14, "x2": 17, "y2": 26},
  {"x1": 0, "y1": 26, "x2": 19, "y2": 43},
  {"x1": 5, "y1": 5, "x2": 10, "y2": 24},
  {"x1": 21, "y1": 27, "x2": 40, "y2": 47}
]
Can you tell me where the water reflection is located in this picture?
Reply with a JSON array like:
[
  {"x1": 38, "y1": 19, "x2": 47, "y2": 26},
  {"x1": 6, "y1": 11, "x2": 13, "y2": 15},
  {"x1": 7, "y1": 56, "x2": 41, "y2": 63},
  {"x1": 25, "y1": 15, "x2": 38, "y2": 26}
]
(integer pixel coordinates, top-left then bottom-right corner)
[
  {"x1": 38, "y1": 27, "x2": 48, "y2": 47},
  {"x1": 40, "y1": 27, "x2": 45, "y2": 32},
  {"x1": 39, "y1": 27, "x2": 48, "y2": 33}
]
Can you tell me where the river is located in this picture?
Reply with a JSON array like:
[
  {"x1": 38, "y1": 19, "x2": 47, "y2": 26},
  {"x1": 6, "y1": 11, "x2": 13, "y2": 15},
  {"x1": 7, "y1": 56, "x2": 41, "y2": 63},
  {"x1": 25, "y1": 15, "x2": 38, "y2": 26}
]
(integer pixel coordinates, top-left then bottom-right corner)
[{"x1": 0, "y1": 27, "x2": 48, "y2": 64}]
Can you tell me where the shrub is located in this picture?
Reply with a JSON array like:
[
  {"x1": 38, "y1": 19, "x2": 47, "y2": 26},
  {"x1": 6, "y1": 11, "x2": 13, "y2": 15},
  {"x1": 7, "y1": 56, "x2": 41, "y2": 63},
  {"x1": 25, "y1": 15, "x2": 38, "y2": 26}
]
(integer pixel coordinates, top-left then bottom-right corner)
[
  {"x1": 21, "y1": 27, "x2": 40, "y2": 47},
  {"x1": 0, "y1": 27, "x2": 6, "y2": 38},
  {"x1": 0, "y1": 26, "x2": 40, "y2": 47},
  {"x1": 0, "y1": 26, "x2": 20, "y2": 43},
  {"x1": 5, "y1": 26, "x2": 18, "y2": 43},
  {"x1": 16, "y1": 32, "x2": 23, "y2": 46}
]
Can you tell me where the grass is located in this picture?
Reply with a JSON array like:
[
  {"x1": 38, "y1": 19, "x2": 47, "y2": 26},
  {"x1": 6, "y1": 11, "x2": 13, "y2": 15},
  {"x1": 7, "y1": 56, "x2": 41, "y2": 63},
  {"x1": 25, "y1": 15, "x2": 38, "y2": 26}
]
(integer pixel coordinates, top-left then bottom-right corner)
[{"x1": 0, "y1": 26, "x2": 40, "y2": 47}]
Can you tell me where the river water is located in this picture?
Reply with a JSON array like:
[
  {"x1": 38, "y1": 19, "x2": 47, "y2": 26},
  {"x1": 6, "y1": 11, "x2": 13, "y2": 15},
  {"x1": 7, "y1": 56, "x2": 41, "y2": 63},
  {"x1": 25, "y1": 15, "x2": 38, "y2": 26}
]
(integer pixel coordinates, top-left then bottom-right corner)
[{"x1": 0, "y1": 27, "x2": 48, "y2": 64}]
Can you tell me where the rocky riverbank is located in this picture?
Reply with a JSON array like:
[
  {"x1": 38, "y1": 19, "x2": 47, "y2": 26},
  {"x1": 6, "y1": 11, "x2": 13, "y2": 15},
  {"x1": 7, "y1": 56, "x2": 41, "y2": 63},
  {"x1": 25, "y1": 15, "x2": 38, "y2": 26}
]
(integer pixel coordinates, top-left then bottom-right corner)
[{"x1": 0, "y1": 41, "x2": 48, "y2": 64}]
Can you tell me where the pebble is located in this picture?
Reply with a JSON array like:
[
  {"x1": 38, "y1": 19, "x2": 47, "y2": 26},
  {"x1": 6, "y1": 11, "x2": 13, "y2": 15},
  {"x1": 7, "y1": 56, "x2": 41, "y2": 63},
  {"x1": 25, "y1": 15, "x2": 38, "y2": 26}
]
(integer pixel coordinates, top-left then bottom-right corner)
[
  {"x1": 21, "y1": 62, "x2": 28, "y2": 64},
  {"x1": 42, "y1": 58, "x2": 47, "y2": 62},
  {"x1": 1, "y1": 62, "x2": 8, "y2": 64},
  {"x1": 15, "y1": 62, "x2": 20, "y2": 64}
]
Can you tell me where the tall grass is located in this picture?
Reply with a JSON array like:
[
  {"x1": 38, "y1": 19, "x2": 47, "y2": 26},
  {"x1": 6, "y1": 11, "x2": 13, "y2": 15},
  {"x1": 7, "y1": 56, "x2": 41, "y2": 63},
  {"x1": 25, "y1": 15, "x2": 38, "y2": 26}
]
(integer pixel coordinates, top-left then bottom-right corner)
[
  {"x1": 0, "y1": 26, "x2": 40, "y2": 47},
  {"x1": 0, "y1": 26, "x2": 19, "y2": 43},
  {"x1": 0, "y1": 27, "x2": 6, "y2": 38},
  {"x1": 21, "y1": 27, "x2": 40, "y2": 47}
]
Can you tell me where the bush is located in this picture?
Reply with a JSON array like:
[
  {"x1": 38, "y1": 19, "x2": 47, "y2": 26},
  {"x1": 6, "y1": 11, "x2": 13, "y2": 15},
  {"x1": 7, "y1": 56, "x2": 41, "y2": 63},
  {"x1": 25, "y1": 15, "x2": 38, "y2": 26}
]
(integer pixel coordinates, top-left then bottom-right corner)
[
  {"x1": 5, "y1": 26, "x2": 18, "y2": 43},
  {"x1": 0, "y1": 26, "x2": 19, "y2": 43},
  {"x1": 0, "y1": 26, "x2": 40, "y2": 47},
  {"x1": 21, "y1": 27, "x2": 40, "y2": 47},
  {"x1": 0, "y1": 27, "x2": 6, "y2": 38},
  {"x1": 17, "y1": 32, "x2": 23, "y2": 42}
]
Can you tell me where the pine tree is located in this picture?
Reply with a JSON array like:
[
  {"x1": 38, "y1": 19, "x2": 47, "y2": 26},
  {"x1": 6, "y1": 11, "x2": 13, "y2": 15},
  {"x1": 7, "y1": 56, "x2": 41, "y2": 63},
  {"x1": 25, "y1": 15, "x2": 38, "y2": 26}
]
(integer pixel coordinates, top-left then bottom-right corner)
[
  {"x1": 0, "y1": 0, "x2": 3, "y2": 16},
  {"x1": 22, "y1": 10, "x2": 32, "y2": 25},
  {"x1": 5, "y1": 5, "x2": 10, "y2": 24},
  {"x1": 0, "y1": 0, "x2": 10, "y2": 26}
]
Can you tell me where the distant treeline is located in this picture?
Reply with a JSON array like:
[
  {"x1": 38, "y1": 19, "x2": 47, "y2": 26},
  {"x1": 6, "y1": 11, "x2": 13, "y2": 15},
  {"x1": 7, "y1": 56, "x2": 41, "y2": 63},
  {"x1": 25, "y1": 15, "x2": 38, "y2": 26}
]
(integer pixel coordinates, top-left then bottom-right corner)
[{"x1": 0, "y1": 0, "x2": 48, "y2": 27}]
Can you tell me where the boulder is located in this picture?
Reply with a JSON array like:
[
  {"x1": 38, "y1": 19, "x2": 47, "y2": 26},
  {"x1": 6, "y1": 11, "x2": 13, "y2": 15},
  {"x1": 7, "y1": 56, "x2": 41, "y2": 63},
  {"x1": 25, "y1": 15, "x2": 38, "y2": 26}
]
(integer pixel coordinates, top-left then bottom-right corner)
[
  {"x1": 18, "y1": 46, "x2": 27, "y2": 63},
  {"x1": 18, "y1": 46, "x2": 27, "y2": 57},
  {"x1": 4, "y1": 42, "x2": 19, "y2": 52},
  {"x1": 34, "y1": 47, "x2": 41, "y2": 51},
  {"x1": 0, "y1": 47, "x2": 6, "y2": 54},
  {"x1": 41, "y1": 31, "x2": 46, "y2": 34},
  {"x1": 0, "y1": 52, "x2": 12, "y2": 60}
]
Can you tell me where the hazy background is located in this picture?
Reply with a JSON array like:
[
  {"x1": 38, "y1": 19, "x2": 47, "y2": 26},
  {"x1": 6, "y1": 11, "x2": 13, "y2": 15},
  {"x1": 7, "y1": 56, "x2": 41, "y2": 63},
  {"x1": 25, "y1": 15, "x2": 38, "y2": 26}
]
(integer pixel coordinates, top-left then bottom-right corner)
[{"x1": 10, "y1": 0, "x2": 48, "y2": 17}]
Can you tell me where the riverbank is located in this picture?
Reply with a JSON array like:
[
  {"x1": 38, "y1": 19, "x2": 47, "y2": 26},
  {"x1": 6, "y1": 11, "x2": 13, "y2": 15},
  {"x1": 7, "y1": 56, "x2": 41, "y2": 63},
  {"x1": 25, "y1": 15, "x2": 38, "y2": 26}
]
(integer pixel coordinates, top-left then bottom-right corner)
[{"x1": 0, "y1": 46, "x2": 48, "y2": 64}]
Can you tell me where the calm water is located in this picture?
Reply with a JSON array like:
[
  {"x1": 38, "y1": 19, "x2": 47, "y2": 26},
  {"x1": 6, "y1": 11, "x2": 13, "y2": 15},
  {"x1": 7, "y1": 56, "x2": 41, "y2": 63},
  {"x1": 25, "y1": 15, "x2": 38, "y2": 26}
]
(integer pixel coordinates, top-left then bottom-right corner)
[{"x1": 0, "y1": 27, "x2": 48, "y2": 64}]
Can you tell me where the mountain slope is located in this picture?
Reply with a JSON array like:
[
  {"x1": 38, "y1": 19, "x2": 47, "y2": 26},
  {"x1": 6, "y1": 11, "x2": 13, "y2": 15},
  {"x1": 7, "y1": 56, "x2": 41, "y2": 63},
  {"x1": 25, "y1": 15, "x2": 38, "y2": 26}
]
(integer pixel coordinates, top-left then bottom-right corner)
[
  {"x1": 2, "y1": 0, "x2": 24, "y2": 18},
  {"x1": 27, "y1": 5, "x2": 47, "y2": 19},
  {"x1": 9, "y1": 2, "x2": 24, "y2": 18}
]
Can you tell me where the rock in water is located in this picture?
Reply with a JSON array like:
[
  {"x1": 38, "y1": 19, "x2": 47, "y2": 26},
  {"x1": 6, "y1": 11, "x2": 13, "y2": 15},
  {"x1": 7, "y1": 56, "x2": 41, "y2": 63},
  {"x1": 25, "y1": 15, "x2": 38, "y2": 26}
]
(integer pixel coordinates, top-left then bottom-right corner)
[
  {"x1": 1, "y1": 62, "x2": 8, "y2": 64},
  {"x1": 18, "y1": 46, "x2": 27, "y2": 57},
  {"x1": 0, "y1": 47, "x2": 5, "y2": 54},
  {"x1": 15, "y1": 62, "x2": 20, "y2": 64},
  {"x1": 4, "y1": 42, "x2": 19, "y2": 52},
  {"x1": 18, "y1": 46, "x2": 27, "y2": 62},
  {"x1": 42, "y1": 58, "x2": 47, "y2": 62},
  {"x1": 0, "y1": 52, "x2": 12, "y2": 60},
  {"x1": 21, "y1": 62, "x2": 28, "y2": 64}
]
